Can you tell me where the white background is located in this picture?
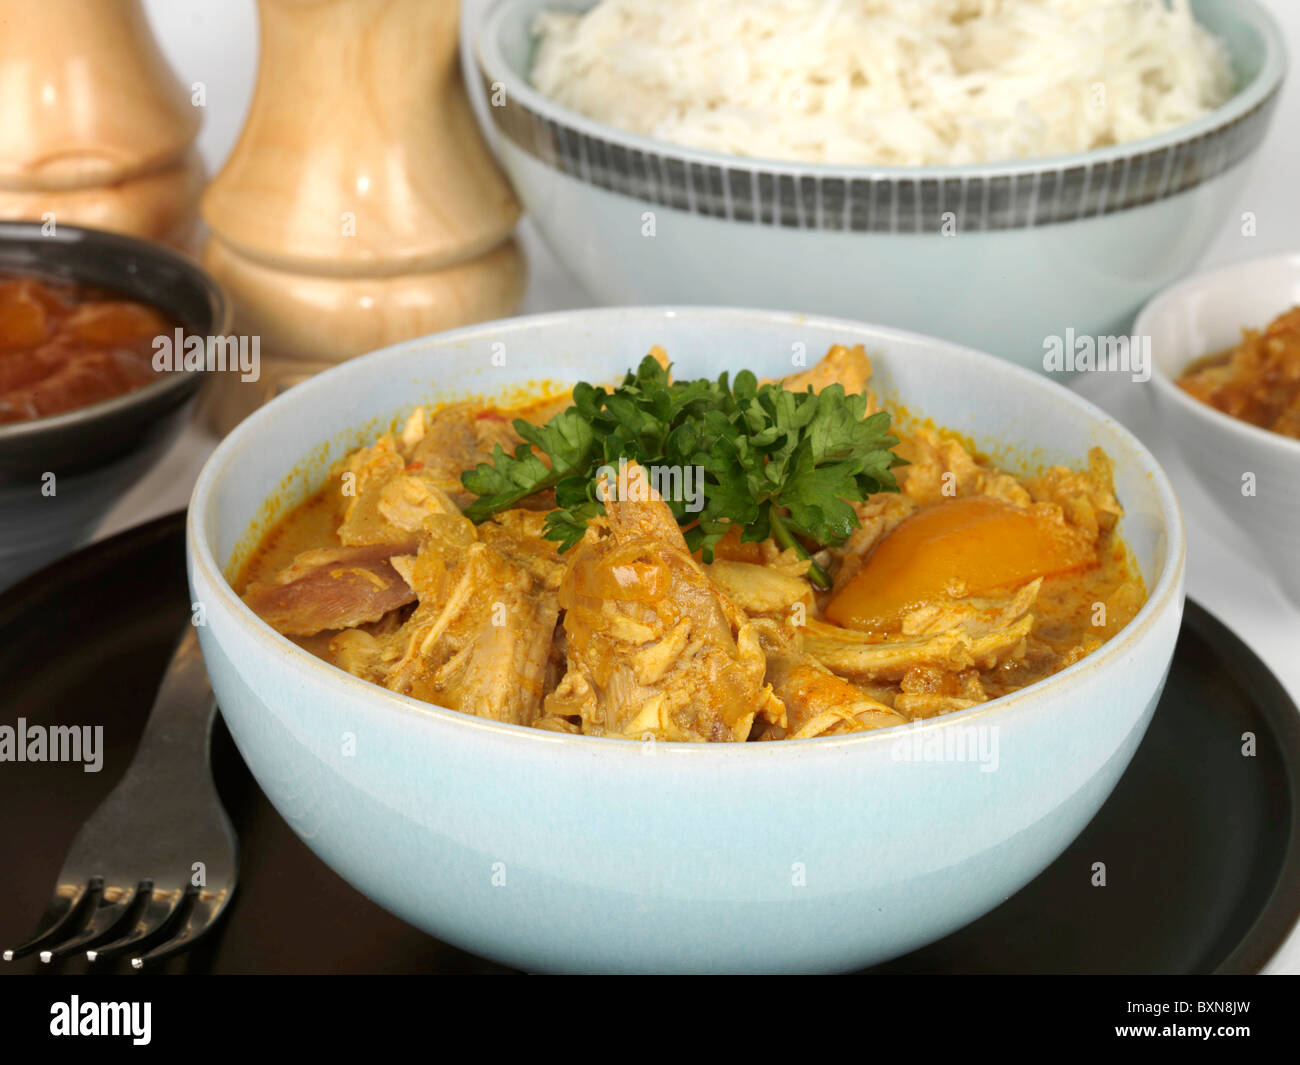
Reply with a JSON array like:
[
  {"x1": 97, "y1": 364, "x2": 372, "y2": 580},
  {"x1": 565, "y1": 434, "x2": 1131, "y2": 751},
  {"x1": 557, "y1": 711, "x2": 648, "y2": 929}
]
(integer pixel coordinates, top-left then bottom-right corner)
[{"x1": 116, "y1": 0, "x2": 1300, "y2": 973}]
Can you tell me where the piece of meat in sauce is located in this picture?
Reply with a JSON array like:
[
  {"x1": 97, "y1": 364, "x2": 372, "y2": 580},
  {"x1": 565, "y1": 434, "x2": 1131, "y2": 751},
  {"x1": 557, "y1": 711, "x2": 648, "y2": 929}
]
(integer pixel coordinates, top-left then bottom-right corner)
[
  {"x1": 406, "y1": 403, "x2": 524, "y2": 509},
  {"x1": 334, "y1": 432, "x2": 465, "y2": 546},
  {"x1": 543, "y1": 466, "x2": 781, "y2": 742},
  {"x1": 242, "y1": 541, "x2": 418, "y2": 637},
  {"x1": 383, "y1": 522, "x2": 559, "y2": 726},
  {"x1": 750, "y1": 617, "x2": 906, "y2": 739}
]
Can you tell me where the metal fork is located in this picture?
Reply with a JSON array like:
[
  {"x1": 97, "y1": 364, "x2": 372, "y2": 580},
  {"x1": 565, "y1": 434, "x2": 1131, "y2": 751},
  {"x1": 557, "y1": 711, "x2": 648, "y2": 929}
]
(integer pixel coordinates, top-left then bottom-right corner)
[{"x1": 3, "y1": 626, "x2": 238, "y2": 969}]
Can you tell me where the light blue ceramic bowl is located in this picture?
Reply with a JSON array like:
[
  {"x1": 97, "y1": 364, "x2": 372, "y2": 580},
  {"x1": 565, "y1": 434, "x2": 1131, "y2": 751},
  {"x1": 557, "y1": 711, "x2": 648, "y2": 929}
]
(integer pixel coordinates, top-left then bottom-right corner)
[
  {"x1": 187, "y1": 307, "x2": 1185, "y2": 973},
  {"x1": 473, "y1": 0, "x2": 1285, "y2": 370}
]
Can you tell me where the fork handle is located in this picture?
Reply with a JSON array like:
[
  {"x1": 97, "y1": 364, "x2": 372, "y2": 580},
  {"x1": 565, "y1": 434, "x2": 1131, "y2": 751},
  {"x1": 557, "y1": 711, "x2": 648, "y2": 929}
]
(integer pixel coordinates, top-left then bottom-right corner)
[{"x1": 124, "y1": 626, "x2": 218, "y2": 780}]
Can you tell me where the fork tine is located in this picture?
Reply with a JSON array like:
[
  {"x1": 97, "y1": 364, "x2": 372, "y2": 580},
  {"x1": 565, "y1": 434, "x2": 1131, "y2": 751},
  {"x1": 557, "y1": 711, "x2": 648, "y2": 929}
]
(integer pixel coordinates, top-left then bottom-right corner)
[
  {"x1": 129, "y1": 890, "x2": 231, "y2": 969},
  {"x1": 84, "y1": 887, "x2": 185, "y2": 963},
  {"x1": 3, "y1": 881, "x2": 91, "y2": 962},
  {"x1": 44, "y1": 886, "x2": 140, "y2": 961}
]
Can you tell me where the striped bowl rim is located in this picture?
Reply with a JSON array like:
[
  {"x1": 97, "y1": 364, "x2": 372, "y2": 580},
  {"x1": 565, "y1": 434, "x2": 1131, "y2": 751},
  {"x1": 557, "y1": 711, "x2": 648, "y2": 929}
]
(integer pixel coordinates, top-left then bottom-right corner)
[{"x1": 475, "y1": 0, "x2": 1287, "y2": 232}]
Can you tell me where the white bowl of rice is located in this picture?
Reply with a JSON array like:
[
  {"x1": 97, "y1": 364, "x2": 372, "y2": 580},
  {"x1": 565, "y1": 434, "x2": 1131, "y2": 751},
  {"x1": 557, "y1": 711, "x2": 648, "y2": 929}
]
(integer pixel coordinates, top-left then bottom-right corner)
[{"x1": 473, "y1": 0, "x2": 1286, "y2": 372}]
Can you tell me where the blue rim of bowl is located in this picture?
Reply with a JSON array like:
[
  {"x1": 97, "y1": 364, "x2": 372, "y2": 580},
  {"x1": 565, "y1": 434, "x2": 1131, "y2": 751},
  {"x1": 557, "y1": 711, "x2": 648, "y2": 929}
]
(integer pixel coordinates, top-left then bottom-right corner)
[
  {"x1": 188, "y1": 305, "x2": 1187, "y2": 755},
  {"x1": 1138, "y1": 251, "x2": 1300, "y2": 459},
  {"x1": 475, "y1": 0, "x2": 1287, "y2": 233}
]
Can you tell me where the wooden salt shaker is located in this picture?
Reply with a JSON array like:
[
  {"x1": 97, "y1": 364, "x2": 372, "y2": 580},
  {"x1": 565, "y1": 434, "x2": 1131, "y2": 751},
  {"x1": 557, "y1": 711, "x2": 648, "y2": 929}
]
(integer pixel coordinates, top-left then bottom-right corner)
[
  {"x1": 0, "y1": 0, "x2": 204, "y2": 249},
  {"x1": 200, "y1": 0, "x2": 526, "y2": 433}
]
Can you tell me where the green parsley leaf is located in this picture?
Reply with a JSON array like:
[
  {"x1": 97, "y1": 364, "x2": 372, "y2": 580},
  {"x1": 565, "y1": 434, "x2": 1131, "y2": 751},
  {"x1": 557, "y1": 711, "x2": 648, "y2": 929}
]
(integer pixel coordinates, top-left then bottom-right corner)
[{"x1": 460, "y1": 353, "x2": 906, "y2": 589}]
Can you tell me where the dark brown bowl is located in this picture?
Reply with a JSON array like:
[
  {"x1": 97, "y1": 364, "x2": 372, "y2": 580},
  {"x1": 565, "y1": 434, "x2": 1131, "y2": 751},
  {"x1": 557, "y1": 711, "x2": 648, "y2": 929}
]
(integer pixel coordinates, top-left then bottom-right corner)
[{"x1": 0, "y1": 221, "x2": 229, "y2": 588}]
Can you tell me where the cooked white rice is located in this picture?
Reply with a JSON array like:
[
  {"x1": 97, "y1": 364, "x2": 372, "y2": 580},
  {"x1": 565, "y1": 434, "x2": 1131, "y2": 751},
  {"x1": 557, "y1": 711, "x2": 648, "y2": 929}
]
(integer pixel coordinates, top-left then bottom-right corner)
[{"x1": 529, "y1": 0, "x2": 1235, "y2": 166}]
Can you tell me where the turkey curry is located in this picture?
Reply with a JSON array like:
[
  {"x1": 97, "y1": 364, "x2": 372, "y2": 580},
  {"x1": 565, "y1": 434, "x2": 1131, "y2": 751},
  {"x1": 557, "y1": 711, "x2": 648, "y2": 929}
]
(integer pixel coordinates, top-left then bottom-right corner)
[{"x1": 236, "y1": 345, "x2": 1145, "y2": 742}]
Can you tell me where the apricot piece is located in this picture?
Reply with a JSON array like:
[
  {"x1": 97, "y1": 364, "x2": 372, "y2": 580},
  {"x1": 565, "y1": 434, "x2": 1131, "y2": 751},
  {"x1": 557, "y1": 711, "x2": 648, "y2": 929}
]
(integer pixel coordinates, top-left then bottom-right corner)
[
  {"x1": 697, "y1": 523, "x2": 764, "y2": 564},
  {"x1": 0, "y1": 285, "x2": 50, "y2": 352},
  {"x1": 825, "y1": 495, "x2": 1095, "y2": 633},
  {"x1": 62, "y1": 302, "x2": 170, "y2": 345}
]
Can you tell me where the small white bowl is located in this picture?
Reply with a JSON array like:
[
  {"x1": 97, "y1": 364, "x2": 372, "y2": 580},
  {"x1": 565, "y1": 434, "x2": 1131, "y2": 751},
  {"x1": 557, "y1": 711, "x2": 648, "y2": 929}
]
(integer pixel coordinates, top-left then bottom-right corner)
[{"x1": 1136, "y1": 253, "x2": 1300, "y2": 605}]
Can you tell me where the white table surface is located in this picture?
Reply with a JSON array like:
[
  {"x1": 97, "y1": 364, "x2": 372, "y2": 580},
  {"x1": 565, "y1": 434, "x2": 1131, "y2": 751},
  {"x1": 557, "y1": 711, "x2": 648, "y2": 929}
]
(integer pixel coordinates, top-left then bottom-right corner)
[{"x1": 113, "y1": 0, "x2": 1300, "y2": 974}]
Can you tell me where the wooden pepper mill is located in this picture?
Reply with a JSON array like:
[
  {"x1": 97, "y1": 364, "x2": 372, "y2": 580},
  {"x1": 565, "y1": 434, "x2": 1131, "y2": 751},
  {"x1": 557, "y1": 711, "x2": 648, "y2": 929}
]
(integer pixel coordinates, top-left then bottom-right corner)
[
  {"x1": 200, "y1": 0, "x2": 526, "y2": 432},
  {"x1": 0, "y1": 0, "x2": 204, "y2": 248}
]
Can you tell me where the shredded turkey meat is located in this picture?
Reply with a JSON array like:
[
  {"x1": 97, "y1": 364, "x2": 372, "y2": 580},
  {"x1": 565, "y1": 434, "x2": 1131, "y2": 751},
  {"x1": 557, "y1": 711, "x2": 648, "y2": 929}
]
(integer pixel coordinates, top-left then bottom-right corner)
[{"x1": 541, "y1": 476, "x2": 781, "y2": 741}]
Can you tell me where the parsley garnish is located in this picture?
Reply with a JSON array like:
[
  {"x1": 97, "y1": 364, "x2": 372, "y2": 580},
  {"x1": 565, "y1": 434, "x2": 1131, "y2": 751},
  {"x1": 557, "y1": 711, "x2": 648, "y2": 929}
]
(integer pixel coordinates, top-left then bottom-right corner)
[{"x1": 461, "y1": 355, "x2": 904, "y2": 589}]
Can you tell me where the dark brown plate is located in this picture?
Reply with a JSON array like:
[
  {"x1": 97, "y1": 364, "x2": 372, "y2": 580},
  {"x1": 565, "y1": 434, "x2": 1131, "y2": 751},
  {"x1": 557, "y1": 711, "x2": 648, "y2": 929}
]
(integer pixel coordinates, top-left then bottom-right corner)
[{"x1": 1, "y1": 513, "x2": 1298, "y2": 974}]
